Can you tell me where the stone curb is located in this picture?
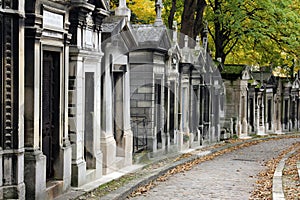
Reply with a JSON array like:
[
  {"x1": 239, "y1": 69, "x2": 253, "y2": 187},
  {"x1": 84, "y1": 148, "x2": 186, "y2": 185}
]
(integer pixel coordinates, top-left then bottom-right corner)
[
  {"x1": 297, "y1": 161, "x2": 300, "y2": 181},
  {"x1": 272, "y1": 147, "x2": 299, "y2": 200},
  {"x1": 101, "y1": 136, "x2": 287, "y2": 200}
]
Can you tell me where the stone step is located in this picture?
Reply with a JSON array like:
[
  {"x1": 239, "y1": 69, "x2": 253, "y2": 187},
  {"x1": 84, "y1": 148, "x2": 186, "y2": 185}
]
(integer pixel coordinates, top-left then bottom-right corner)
[{"x1": 46, "y1": 180, "x2": 64, "y2": 200}]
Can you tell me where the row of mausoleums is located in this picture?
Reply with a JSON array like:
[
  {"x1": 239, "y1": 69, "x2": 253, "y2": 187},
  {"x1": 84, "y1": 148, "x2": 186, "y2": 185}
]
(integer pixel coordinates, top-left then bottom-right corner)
[
  {"x1": 2, "y1": 0, "x2": 299, "y2": 199},
  {"x1": 222, "y1": 65, "x2": 300, "y2": 137},
  {"x1": 0, "y1": 0, "x2": 224, "y2": 199}
]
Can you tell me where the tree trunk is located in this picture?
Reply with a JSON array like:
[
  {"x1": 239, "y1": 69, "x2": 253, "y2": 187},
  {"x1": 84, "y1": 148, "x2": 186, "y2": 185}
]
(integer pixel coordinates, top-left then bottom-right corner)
[
  {"x1": 168, "y1": 0, "x2": 177, "y2": 29},
  {"x1": 180, "y1": 0, "x2": 206, "y2": 47},
  {"x1": 214, "y1": 0, "x2": 225, "y2": 63},
  {"x1": 194, "y1": 0, "x2": 207, "y2": 38},
  {"x1": 181, "y1": 0, "x2": 197, "y2": 39}
]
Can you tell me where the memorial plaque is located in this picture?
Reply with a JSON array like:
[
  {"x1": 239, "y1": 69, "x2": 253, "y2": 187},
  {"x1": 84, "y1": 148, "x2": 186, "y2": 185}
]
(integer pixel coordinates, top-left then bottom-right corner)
[
  {"x1": 85, "y1": 29, "x2": 93, "y2": 47},
  {"x1": 44, "y1": 10, "x2": 64, "y2": 30}
]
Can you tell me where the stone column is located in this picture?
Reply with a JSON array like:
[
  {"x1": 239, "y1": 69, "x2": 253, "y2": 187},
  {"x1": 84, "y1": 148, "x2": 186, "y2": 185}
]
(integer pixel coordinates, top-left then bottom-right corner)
[
  {"x1": 165, "y1": 82, "x2": 171, "y2": 149},
  {"x1": 69, "y1": 52, "x2": 87, "y2": 186},
  {"x1": 240, "y1": 82, "x2": 248, "y2": 137},
  {"x1": 23, "y1": 3, "x2": 47, "y2": 197},
  {"x1": 209, "y1": 75, "x2": 214, "y2": 143},
  {"x1": 123, "y1": 65, "x2": 133, "y2": 166},
  {"x1": 161, "y1": 76, "x2": 166, "y2": 151},
  {"x1": 256, "y1": 95, "x2": 260, "y2": 134},
  {"x1": 298, "y1": 98, "x2": 300, "y2": 130},
  {"x1": 101, "y1": 44, "x2": 117, "y2": 174},
  {"x1": 0, "y1": 1, "x2": 26, "y2": 199},
  {"x1": 69, "y1": 5, "x2": 91, "y2": 187},
  {"x1": 275, "y1": 97, "x2": 282, "y2": 134},
  {"x1": 61, "y1": 27, "x2": 73, "y2": 193},
  {"x1": 69, "y1": 3, "x2": 104, "y2": 185},
  {"x1": 257, "y1": 93, "x2": 266, "y2": 135},
  {"x1": 92, "y1": 13, "x2": 104, "y2": 176},
  {"x1": 293, "y1": 98, "x2": 297, "y2": 130}
]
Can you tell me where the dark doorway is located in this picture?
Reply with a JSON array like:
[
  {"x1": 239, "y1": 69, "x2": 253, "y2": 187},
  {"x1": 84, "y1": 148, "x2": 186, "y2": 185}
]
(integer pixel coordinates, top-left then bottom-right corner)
[
  {"x1": 42, "y1": 51, "x2": 60, "y2": 180},
  {"x1": 203, "y1": 87, "x2": 210, "y2": 138},
  {"x1": 155, "y1": 80, "x2": 162, "y2": 149},
  {"x1": 284, "y1": 99, "x2": 288, "y2": 125},
  {"x1": 169, "y1": 82, "x2": 175, "y2": 144},
  {"x1": 113, "y1": 71, "x2": 124, "y2": 156},
  {"x1": 291, "y1": 100, "x2": 295, "y2": 128},
  {"x1": 0, "y1": 16, "x2": 2, "y2": 148},
  {"x1": 85, "y1": 72, "x2": 95, "y2": 169},
  {"x1": 192, "y1": 86, "x2": 199, "y2": 141},
  {"x1": 267, "y1": 99, "x2": 272, "y2": 130},
  {"x1": 249, "y1": 98, "x2": 254, "y2": 132}
]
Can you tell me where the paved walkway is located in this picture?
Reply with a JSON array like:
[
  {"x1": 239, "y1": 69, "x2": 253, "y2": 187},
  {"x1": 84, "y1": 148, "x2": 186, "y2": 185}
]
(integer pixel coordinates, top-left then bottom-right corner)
[{"x1": 129, "y1": 137, "x2": 300, "y2": 200}]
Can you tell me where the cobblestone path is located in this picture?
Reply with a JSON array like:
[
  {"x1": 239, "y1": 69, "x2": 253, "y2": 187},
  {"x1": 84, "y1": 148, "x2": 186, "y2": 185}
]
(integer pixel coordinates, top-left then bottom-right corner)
[{"x1": 129, "y1": 137, "x2": 300, "y2": 200}]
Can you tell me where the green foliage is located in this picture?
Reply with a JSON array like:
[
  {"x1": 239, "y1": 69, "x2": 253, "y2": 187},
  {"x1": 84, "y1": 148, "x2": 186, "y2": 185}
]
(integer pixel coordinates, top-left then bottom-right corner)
[
  {"x1": 205, "y1": 0, "x2": 300, "y2": 72},
  {"x1": 163, "y1": 0, "x2": 300, "y2": 75}
]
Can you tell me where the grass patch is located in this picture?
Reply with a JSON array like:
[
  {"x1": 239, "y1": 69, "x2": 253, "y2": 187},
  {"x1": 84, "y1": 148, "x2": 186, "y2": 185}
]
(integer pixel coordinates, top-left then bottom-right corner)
[{"x1": 76, "y1": 173, "x2": 141, "y2": 199}]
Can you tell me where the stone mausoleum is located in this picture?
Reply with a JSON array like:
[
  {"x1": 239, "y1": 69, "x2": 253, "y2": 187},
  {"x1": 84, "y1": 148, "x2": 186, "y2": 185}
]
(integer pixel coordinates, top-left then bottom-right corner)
[{"x1": 0, "y1": 0, "x2": 299, "y2": 199}]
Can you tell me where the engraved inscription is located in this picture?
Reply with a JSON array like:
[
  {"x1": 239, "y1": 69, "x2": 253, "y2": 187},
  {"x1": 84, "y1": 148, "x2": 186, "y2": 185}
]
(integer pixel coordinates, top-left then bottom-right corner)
[{"x1": 44, "y1": 10, "x2": 64, "y2": 30}]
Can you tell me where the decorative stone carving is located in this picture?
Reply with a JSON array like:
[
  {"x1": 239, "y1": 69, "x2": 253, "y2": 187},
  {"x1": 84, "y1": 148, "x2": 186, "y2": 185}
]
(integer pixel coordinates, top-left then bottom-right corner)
[
  {"x1": 2, "y1": 16, "x2": 14, "y2": 150},
  {"x1": 154, "y1": 0, "x2": 163, "y2": 26}
]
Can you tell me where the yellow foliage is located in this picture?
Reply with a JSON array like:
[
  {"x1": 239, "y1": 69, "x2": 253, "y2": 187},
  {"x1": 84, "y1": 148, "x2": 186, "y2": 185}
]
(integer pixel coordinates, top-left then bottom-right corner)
[{"x1": 127, "y1": 0, "x2": 156, "y2": 24}]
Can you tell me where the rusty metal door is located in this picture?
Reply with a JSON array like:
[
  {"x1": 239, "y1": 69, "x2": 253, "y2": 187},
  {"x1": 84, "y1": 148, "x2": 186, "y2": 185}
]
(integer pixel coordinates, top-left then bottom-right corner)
[{"x1": 42, "y1": 51, "x2": 60, "y2": 179}]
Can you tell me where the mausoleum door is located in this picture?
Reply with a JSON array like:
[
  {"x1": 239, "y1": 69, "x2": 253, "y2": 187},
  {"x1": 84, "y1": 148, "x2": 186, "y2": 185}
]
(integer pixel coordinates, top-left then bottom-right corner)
[
  {"x1": 249, "y1": 98, "x2": 254, "y2": 131},
  {"x1": 113, "y1": 71, "x2": 124, "y2": 156},
  {"x1": 155, "y1": 80, "x2": 162, "y2": 149},
  {"x1": 267, "y1": 99, "x2": 272, "y2": 130},
  {"x1": 291, "y1": 100, "x2": 295, "y2": 127},
  {"x1": 169, "y1": 81, "x2": 175, "y2": 144},
  {"x1": 42, "y1": 51, "x2": 60, "y2": 180},
  {"x1": 85, "y1": 72, "x2": 96, "y2": 169}
]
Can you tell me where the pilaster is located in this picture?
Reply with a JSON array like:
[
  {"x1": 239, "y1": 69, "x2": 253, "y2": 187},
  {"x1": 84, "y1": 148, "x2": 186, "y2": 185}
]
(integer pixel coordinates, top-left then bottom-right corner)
[
  {"x1": 69, "y1": 1, "x2": 104, "y2": 186},
  {"x1": 101, "y1": 44, "x2": 117, "y2": 174},
  {"x1": 23, "y1": 2, "x2": 46, "y2": 199},
  {"x1": 0, "y1": 0, "x2": 26, "y2": 199}
]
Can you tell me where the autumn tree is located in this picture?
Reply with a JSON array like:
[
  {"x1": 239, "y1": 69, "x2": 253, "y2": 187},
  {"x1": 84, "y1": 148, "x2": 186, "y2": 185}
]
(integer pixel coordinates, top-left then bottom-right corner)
[
  {"x1": 111, "y1": 0, "x2": 156, "y2": 24},
  {"x1": 110, "y1": 0, "x2": 300, "y2": 71},
  {"x1": 206, "y1": 0, "x2": 300, "y2": 66},
  {"x1": 205, "y1": 0, "x2": 257, "y2": 63},
  {"x1": 164, "y1": 0, "x2": 300, "y2": 68}
]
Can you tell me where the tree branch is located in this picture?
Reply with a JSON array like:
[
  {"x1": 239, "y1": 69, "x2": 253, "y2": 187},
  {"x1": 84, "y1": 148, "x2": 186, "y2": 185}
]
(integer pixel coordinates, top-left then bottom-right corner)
[{"x1": 224, "y1": 38, "x2": 239, "y2": 56}]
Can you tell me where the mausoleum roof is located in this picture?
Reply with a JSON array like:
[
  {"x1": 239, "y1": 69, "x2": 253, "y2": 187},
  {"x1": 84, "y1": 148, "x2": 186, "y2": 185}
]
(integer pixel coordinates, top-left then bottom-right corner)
[
  {"x1": 221, "y1": 64, "x2": 247, "y2": 79},
  {"x1": 130, "y1": 24, "x2": 171, "y2": 51},
  {"x1": 132, "y1": 25, "x2": 165, "y2": 42},
  {"x1": 251, "y1": 71, "x2": 273, "y2": 82},
  {"x1": 102, "y1": 16, "x2": 127, "y2": 34}
]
